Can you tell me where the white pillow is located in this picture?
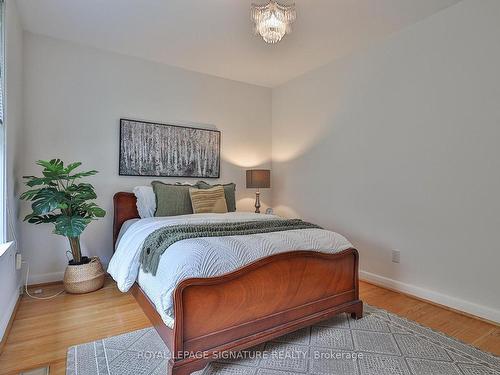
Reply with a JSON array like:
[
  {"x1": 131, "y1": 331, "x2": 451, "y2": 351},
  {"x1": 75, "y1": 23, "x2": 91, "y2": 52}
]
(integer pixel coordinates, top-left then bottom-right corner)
[{"x1": 133, "y1": 186, "x2": 156, "y2": 218}]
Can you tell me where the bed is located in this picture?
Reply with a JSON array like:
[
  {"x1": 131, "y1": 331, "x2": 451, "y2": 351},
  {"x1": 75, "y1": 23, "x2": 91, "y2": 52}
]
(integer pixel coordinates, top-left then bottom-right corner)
[{"x1": 110, "y1": 192, "x2": 363, "y2": 375}]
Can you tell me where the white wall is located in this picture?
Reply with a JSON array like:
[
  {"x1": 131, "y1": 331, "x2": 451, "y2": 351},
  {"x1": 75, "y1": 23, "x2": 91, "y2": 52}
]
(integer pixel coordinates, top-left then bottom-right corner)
[
  {"x1": 272, "y1": 0, "x2": 500, "y2": 322},
  {"x1": 0, "y1": 0, "x2": 23, "y2": 341},
  {"x1": 21, "y1": 33, "x2": 272, "y2": 283}
]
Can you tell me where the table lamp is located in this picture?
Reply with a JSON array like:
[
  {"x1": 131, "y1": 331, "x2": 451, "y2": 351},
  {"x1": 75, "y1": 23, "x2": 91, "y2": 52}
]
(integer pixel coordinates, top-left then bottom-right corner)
[{"x1": 246, "y1": 169, "x2": 271, "y2": 213}]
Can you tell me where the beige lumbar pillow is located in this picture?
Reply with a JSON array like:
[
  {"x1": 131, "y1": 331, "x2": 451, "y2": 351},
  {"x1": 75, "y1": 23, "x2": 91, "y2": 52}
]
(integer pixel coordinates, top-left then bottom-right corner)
[{"x1": 189, "y1": 185, "x2": 228, "y2": 214}]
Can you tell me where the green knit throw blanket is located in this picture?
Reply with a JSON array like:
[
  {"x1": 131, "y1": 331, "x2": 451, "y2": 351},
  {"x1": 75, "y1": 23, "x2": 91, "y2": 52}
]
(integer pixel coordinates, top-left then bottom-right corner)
[{"x1": 140, "y1": 219, "x2": 321, "y2": 275}]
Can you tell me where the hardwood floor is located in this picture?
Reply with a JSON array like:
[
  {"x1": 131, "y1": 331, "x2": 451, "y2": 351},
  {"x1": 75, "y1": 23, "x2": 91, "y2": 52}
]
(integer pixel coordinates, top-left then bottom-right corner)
[
  {"x1": 0, "y1": 278, "x2": 150, "y2": 375},
  {"x1": 0, "y1": 278, "x2": 498, "y2": 375}
]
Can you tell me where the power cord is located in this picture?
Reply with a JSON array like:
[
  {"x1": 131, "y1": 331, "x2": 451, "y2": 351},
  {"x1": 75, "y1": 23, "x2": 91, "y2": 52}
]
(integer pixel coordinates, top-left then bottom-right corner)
[
  {"x1": 8, "y1": 190, "x2": 65, "y2": 299},
  {"x1": 23, "y1": 261, "x2": 65, "y2": 300}
]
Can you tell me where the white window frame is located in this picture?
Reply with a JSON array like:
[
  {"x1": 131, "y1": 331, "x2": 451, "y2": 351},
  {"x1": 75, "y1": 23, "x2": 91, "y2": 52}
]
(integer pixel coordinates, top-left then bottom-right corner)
[{"x1": 0, "y1": 0, "x2": 6, "y2": 247}]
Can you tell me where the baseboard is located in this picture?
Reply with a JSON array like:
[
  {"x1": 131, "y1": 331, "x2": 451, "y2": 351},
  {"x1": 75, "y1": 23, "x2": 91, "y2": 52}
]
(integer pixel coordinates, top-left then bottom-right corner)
[
  {"x1": 26, "y1": 261, "x2": 109, "y2": 286},
  {"x1": 26, "y1": 270, "x2": 65, "y2": 285},
  {"x1": 360, "y1": 270, "x2": 500, "y2": 325},
  {"x1": 0, "y1": 289, "x2": 21, "y2": 354}
]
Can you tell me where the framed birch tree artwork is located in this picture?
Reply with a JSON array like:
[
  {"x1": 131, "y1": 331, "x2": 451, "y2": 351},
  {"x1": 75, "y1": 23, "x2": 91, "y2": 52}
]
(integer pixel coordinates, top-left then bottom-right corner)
[{"x1": 119, "y1": 119, "x2": 221, "y2": 178}]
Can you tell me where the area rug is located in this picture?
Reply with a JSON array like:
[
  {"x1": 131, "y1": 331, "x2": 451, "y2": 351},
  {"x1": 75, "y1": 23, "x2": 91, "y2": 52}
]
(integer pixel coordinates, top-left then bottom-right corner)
[{"x1": 66, "y1": 305, "x2": 500, "y2": 375}]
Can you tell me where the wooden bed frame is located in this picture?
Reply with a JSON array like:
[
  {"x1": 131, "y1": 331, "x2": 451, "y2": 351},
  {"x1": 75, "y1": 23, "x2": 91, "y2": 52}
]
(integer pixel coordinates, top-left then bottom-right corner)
[{"x1": 113, "y1": 192, "x2": 363, "y2": 375}]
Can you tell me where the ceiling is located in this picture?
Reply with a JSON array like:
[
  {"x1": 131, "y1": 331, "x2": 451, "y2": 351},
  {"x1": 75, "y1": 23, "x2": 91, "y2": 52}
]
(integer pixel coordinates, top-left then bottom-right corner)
[{"x1": 16, "y1": 0, "x2": 459, "y2": 87}]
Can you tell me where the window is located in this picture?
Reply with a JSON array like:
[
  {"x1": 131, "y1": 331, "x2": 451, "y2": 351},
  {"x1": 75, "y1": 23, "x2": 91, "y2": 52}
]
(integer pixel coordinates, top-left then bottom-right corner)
[{"x1": 0, "y1": 0, "x2": 5, "y2": 246}]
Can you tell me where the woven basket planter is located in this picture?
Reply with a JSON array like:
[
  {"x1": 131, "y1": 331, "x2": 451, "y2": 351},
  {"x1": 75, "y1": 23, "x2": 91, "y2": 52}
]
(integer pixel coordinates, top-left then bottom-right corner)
[{"x1": 63, "y1": 256, "x2": 105, "y2": 294}]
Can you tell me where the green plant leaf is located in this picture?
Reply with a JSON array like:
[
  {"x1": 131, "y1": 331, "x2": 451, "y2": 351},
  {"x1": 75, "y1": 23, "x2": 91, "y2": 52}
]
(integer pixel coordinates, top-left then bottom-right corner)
[
  {"x1": 67, "y1": 183, "x2": 97, "y2": 201},
  {"x1": 20, "y1": 188, "x2": 42, "y2": 201},
  {"x1": 36, "y1": 159, "x2": 64, "y2": 172},
  {"x1": 90, "y1": 207, "x2": 106, "y2": 217},
  {"x1": 66, "y1": 183, "x2": 96, "y2": 192},
  {"x1": 54, "y1": 216, "x2": 90, "y2": 237},
  {"x1": 78, "y1": 203, "x2": 106, "y2": 218},
  {"x1": 67, "y1": 170, "x2": 98, "y2": 180},
  {"x1": 42, "y1": 170, "x2": 64, "y2": 178},
  {"x1": 31, "y1": 188, "x2": 66, "y2": 215},
  {"x1": 25, "y1": 177, "x2": 57, "y2": 187},
  {"x1": 24, "y1": 213, "x2": 60, "y2": 224},
  {"x1": 64, "y1": 162, "x2": 82, "y2": 174}
]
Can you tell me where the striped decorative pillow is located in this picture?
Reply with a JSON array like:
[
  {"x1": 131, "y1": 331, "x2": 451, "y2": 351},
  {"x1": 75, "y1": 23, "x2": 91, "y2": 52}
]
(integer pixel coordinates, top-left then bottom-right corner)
[{"x1": 189, "y1": 186, "x2": 228, "y2": 214}]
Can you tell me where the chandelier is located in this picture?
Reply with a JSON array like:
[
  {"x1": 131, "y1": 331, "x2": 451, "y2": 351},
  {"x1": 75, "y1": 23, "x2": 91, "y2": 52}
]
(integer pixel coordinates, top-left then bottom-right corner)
[{"x1": 251, "y1": 1, "x2": 296, "y2": 44}]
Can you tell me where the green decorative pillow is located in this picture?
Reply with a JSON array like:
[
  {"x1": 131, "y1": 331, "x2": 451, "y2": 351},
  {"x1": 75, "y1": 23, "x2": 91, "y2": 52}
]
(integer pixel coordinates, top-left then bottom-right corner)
[
  {"x1": 152, "y1": 181, "x2": 194, "y2": 217},
  {"x1": 197, "y1": 181, "x2": 236, "y2": 212}
]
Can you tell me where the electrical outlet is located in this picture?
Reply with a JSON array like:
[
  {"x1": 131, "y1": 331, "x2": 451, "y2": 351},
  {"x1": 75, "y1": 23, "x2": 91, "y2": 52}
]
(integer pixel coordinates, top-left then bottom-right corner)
[
  {"x1": 16, "y1": 253, "x2": 22, "y2": 270},
  {"x1": 392, "y1": 249, "x2": 401, "y2": 263}
]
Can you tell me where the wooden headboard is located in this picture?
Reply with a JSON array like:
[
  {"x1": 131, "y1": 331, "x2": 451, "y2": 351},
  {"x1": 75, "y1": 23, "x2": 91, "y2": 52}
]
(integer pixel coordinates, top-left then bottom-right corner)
[{"x1": 113, "y1": 192, "x2": 139, "y2": 248}]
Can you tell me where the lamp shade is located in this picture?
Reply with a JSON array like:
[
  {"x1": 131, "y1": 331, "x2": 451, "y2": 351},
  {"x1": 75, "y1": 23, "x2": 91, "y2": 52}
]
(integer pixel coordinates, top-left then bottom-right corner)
[{"x1": 246, "y1": 169, "x2": 271, "y2": 189}]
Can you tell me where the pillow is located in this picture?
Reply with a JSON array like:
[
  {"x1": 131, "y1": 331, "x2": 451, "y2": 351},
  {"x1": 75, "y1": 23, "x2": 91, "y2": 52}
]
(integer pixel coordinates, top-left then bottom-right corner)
[
  {"x1": 189, "y1": 186, "x2": 228, "y2": 214},
  {"x1": 152, "y1": 181, "x2": 194, "y2": 217},
  {"x1": 133, "y1": 186, "x2": 156, "y2": 218},
  {"x1": 196, "y1": 181, "x2": 236, "y2": 212}
]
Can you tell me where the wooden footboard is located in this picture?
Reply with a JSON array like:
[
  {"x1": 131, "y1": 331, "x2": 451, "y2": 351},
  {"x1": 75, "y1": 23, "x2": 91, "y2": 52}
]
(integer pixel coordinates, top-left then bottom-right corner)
[{"x1": 134, "y1": 248, "x2": 362, "y2": 375}]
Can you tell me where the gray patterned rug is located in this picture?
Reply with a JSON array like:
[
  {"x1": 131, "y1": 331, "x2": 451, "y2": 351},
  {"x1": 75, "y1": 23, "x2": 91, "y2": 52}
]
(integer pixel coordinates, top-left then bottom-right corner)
[{"x1": 66, "y1": 305, "x2": 500, "y2": 375}]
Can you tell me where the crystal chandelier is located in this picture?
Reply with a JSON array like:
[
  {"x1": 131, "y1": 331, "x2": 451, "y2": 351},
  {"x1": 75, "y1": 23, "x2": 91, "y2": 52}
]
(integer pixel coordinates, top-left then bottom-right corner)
[{"x1": 251, "y1": 1, "x2": 296, "y2": 44}]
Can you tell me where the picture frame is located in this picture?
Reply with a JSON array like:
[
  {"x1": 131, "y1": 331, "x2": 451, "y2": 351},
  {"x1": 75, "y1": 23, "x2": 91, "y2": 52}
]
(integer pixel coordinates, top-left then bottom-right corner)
[{"x1": 119, "y1": 118, "x2": 221, "y2": 178}]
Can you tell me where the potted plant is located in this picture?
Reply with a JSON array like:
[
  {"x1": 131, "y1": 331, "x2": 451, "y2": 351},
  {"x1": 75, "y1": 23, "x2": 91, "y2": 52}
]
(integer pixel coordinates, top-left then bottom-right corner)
[{"x1": 21, "y1": 159, "x2": 106, "y2": 293}]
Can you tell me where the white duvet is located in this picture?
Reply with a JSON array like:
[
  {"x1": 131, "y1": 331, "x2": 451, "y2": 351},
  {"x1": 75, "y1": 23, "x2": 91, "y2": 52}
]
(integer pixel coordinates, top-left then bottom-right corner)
[{"x1": 108, "y1": 212, "x2": 352, "y2": 328}]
